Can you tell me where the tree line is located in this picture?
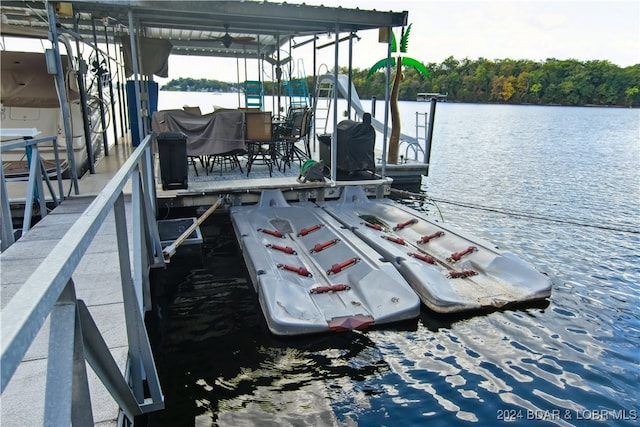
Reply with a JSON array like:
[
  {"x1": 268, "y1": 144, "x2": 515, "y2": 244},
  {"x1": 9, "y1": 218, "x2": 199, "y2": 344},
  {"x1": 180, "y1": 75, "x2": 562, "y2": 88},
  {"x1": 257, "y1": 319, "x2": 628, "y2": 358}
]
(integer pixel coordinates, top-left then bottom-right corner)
[
  {"x1": 161, "y1": 77, "x2": 238, "y2": 92},
  {"x1": 161, "y1": 57, "x2": 640, "y2": 107}
]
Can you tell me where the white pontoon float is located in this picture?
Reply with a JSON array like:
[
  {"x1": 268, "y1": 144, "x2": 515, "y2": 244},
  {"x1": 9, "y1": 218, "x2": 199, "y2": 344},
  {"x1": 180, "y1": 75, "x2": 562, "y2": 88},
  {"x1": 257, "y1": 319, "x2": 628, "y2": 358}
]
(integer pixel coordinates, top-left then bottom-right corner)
[
  {"x1": 321, "y1": 187, "x2": 552, "y2": 313},
  {"x1": 230, "y1": 189, "x2": 420, "y2": 336}
]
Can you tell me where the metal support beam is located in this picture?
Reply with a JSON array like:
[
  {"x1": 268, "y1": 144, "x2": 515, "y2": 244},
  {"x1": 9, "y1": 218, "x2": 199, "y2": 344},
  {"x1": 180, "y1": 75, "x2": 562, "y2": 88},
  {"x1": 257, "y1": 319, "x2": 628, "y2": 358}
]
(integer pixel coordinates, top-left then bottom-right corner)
[
  {"x1": 128, "y1": 10, "x2": 145, "y2": 145},
  {"x1": 78, "y1": 300, "x2": 142, "y2": 422},
  {"x1": 91, "y1": 16, "x2": 109, "y2": 156},
  {"x1": 104, "y1": 23, "x2": 119, "y2": 146},
  {"x1": 44, "y1": 280, "x2": 94, "y2": 427},
  {"x1": 1, "y1": 167, "x2": 16, "y2": 251},
  {"x1": 330, "y1": 27, "x2": 339, "y2": 183},
  {"x1": 74, "y1": 16, "x2": 96, "y2": 174},
  {"x1": 46, "y1": 2, "x2": 79, "y2": 194}
]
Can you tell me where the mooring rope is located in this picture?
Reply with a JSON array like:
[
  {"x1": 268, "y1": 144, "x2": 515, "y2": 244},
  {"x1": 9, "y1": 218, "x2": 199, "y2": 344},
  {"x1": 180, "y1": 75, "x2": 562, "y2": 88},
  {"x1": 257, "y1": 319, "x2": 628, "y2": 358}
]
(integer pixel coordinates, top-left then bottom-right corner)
[{"x1": 390, "y1": 188, "x2": 640, "y2": 235}]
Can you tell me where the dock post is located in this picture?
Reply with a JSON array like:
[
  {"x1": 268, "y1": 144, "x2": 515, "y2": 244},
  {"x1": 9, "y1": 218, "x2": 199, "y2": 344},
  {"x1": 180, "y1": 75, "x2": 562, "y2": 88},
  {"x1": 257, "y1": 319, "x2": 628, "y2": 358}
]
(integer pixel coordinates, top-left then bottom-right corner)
[{"x1": 425, "y1": 98, "x2": 437, "y2": 167}]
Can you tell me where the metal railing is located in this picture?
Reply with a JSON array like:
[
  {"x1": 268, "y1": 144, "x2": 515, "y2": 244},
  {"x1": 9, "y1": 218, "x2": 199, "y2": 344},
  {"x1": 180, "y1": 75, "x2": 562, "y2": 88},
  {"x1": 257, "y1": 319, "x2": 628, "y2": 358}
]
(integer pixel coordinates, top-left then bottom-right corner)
[
  {"x1": 1, "y1": 135, "x2": 165, "y2": 425},
  {"x1": 401, "y1": 112, "x2": 428, "y2": 162},
  {"x1": 1, "y1": 135, "x2": 66, "y2": 251}
]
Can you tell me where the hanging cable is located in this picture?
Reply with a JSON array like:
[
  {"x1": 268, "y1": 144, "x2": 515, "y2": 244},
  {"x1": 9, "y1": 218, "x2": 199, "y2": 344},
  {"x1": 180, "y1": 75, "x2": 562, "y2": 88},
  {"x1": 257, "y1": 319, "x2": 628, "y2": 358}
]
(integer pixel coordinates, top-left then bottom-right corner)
[{"x1": 389, "y1": 188, "x2": 640, "y2": 235}]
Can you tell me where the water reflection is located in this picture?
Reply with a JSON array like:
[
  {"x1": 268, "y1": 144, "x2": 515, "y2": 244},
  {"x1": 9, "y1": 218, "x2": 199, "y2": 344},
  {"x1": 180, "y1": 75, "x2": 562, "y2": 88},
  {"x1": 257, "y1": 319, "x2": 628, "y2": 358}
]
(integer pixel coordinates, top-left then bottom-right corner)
[{"x1": 148, "y1": 104, "x2": 639, "y2": 426}]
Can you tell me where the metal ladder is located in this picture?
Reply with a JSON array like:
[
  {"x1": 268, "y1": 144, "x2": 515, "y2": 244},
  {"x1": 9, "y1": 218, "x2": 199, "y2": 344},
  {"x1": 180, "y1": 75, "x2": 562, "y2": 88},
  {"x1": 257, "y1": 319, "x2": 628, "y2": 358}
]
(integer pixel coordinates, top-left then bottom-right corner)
[
  {"x1": 244, "y1": 80, "x2": 264, "y2": 110},
  {"x1": 313, "y1": 73, "x2": 334, "y2": 137},
  {"x1": 284, "y1": 59, "x2": 311, "y2": 110}
]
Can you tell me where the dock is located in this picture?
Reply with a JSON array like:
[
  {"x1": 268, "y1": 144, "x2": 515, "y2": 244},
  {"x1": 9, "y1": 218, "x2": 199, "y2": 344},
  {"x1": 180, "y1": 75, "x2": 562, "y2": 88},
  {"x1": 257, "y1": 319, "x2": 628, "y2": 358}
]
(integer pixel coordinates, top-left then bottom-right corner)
[
  {"x1": 1, "y1": 197, "x2": 132, "y2": 426},
  {"x1": 1, "y1": 1, "x2": 415, "y2": 425}
]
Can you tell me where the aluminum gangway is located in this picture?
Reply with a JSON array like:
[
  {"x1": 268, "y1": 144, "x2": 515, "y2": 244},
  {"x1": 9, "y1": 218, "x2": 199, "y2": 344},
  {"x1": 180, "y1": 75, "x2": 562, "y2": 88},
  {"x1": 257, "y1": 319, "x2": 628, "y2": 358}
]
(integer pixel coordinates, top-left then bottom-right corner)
[{"x1": 1, "y1": 134, "x2": 165, "y2": 426}]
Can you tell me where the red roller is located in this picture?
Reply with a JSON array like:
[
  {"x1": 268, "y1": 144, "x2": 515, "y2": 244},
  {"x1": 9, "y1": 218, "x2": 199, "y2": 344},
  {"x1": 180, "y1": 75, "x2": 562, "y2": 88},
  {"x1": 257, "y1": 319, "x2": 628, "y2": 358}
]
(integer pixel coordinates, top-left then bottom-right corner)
[
  {"x1": 297, "y1": 224, "x2": 324, "y2": 236},
  {"x1": 258, "y1": 228, "x2": 283, "y2": 238},
  {"x1": 393, "y1": 218, "x2": 418, "y2": 231},
  {"x1": 417, "y1": 231, "x2": 444, "y2": 244},
  {"x1": 310, "y1": 238, "x2": 340, "y2": 253},
  {"x1": 361, "y1": 221, "x2": 383, "y2": 231},
  {"x1": 447, "y1": 246, "x2": 477, "y2": 262},
  {"x1": 277, "y1": 263, "x2": 312, "y2": 277},
  {"x1": 381, "y1": 235, "x2": 406, "y2": 245},
  {"x1": 310, "y1": 284, "x2": 351, "y2": 294},
  {"x1": 266, "y1": 243, "x2": 296, "y2": 255},
  {"x1": 448, "y1": 270, "x2": 478, "y2": 279},
  {"x1": 327, "y1": 257, "x2": 360, "y2": 275},
  {"x1": 408, "y1": 252, "x2": 435, "y2": 264}
]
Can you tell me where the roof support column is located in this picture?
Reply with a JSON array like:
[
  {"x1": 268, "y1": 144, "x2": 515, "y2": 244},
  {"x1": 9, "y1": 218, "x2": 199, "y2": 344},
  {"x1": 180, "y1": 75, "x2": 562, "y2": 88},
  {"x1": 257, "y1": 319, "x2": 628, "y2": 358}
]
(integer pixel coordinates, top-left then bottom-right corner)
[
  {"x1": 73, "y1": 15, "x2": 95, "y2": 174},
  {"x1": 47, "y1": 2, "x2": 79, "y2": 194},
  {"x1": 347, "y1": 33, "x2": 353, "y2": 120},
  {"x1": 330, "y1": 25, "x2": 340, "y2": 184},
  {"x1": 104, "y1": 23, "x2": 119, "y2": 146},
  {"x1": 91, "y1": 17, "x2": 109, "y2": 156},
  {"x1": 128, "y1": 10, "x2": 144, "y2": 146}
]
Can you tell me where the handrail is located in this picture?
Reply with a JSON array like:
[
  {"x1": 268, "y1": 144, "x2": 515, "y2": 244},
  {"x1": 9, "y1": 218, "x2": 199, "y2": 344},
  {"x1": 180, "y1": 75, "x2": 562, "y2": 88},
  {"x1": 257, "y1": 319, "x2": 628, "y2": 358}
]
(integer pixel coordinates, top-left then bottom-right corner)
[
  {"x1": 1, "y1": 134, "x2": 165, "y2": 425},
  {"x1": 1, "y1": 134, "x2": 65, "y2": 251}
]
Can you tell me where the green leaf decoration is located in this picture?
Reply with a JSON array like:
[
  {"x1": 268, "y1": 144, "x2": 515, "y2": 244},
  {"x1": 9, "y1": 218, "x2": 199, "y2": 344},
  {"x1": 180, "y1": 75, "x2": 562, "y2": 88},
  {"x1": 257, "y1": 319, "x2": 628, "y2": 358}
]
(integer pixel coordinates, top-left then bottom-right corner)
[
  {"x1": 367, "y1": 57, "x2": 397, "y2": 77},
  {"x1": 400, "y1": 23, "x2": 412, "y2": 53},
  {"x1": 390, "y1": 30, "x2": 398, "y2": 53},
  {"x1": 401, "y1": 57, "x2": 430, "y2": 77},
  {"x1": 366, "y1": 22, "x2": 429, "y2": 80}
]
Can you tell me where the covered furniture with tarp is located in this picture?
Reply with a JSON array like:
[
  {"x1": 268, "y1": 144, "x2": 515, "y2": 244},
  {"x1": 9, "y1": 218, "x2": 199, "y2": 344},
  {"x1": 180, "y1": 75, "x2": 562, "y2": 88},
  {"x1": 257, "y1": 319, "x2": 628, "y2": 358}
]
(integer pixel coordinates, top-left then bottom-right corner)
[{"x1": 151, "y1": 109, "x2": 246, "y2": 175}]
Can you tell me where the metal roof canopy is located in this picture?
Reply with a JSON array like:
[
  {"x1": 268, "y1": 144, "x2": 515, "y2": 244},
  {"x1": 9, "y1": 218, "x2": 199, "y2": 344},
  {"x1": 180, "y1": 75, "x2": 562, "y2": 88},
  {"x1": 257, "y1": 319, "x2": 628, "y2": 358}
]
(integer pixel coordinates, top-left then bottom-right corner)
[
  {"x1": 1, "y1": 0, "x2": 407, "y2": 182},
  {"x1": 1, "y1": 0, "x2": 408, "y2": 59}
]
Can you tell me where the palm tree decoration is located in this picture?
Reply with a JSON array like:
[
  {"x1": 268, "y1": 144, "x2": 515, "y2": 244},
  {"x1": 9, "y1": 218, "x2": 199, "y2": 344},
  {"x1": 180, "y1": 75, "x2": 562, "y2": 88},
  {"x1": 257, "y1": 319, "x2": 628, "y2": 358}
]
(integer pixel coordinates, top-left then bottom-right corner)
[{"x1": 368, "y1": 24, "x2": 429, "y2": 164}]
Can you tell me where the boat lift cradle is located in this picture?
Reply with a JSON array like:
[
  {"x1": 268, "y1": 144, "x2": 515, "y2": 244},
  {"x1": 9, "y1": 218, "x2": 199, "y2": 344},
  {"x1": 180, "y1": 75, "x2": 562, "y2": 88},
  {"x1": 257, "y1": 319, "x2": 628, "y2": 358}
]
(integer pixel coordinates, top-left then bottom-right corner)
[
  {"x1": 321, "y1": 187, "x2": 552, "y2": 313},
  {"x1": 230, "y1": 189, "x2": 420, "y2": 336}
]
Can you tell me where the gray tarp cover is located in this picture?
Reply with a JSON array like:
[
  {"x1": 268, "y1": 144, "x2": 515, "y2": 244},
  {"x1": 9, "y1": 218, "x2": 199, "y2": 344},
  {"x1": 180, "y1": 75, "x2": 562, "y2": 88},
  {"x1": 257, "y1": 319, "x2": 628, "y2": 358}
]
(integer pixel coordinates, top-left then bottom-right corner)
[
  {"x1": 151, "y1": 109, "x2": 247, "y2": 156},
  {"x1": 1, "y1": 51, "x2": 79, "y2": 108},
  {"x1": 120, "y1": 36, "x2": 172, "y2": 78}
]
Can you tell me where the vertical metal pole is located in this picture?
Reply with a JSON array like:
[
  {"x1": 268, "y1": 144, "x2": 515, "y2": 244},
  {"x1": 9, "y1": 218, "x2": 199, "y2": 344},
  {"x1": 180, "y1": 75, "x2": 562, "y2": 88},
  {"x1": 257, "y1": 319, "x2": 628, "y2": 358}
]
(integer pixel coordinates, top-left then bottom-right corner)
[
  {"x1": 104, "y1": 23, "x2": 119, "y2": 145},
  {"x1": 330, "y1": 27, "x2": 339, "y2": 183},
  {"x1": 312, "y1": 35, "x2": 318, "y2": 154},
  {"x1": 425, "y1": 99, "x2": 437, "y2": 169},
  {"x1": 114, "y1": 188, "x2": 164, "y2": 408},
  {"x1": 276, "y1": 34, "x2": 282, "y2": 114},
  {"x1": 142, "y1": 140, "x2": 157, "y2": 216},
  {"x1": 116, "y1": 41, "x2": 128, "y2": 137},
  {"x1": 128, "y1": 10, "x2": 144, "y2": 146},
  {"x1": 44, "y1": 281, "x2": 94, "y2": 427},
  {"x1": 1, "y1": 166, "x2": 16, "y2": 250},
  {"x1": 47, "y1": 2, "x2": 79, "y2": 194},
  {"x1": 113, "y1": 193, "x2": 143, "y2": 402},
  {"x1": 74, "y1": 16, "x2": 95, "y2": 174},
  {"x1": 52, "y1": 137, "x2": 64, "y2": 200},
  {"x1": 381, "y1": 27, "x2": 392, "y2": 178},
  {"x1": 236, "y1": 56, "x2": 241, "y2": 107},
  {"x1": 132, "y1": 169, "x2": 145, "y2": 314},
  {"x1": 91, "y1": 17, "x2": 109, "y2": 156},
  {"x1": 347, "y1": 33, "x2": 353, "y2": 120}
]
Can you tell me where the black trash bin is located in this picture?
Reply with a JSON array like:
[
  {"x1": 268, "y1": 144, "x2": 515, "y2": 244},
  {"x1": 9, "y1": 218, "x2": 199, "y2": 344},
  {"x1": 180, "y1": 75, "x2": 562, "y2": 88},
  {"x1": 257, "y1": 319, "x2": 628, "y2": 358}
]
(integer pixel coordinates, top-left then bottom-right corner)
[{"x1": 157, "y1": 132, "x2": 188, "y2": 190}]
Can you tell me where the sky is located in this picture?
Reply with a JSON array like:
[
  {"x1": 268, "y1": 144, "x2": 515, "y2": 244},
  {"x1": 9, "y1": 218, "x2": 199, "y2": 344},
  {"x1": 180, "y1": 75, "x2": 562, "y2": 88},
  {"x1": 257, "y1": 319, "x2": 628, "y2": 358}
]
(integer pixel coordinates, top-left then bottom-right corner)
[
  {"x1": 2, "y1": 0, "x2": 637, "y2": 83},
  {"x1": 159, "y1": 0, "x2": 639, "y2": 83}
]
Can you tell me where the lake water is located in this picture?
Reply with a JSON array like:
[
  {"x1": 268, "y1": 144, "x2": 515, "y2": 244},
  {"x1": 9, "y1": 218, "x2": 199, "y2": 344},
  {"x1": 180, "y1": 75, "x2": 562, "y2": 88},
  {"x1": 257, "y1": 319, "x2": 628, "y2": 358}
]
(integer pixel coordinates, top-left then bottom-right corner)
[{"x1": 148, "y1": 95, "x2": 639, "y2": 426}]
